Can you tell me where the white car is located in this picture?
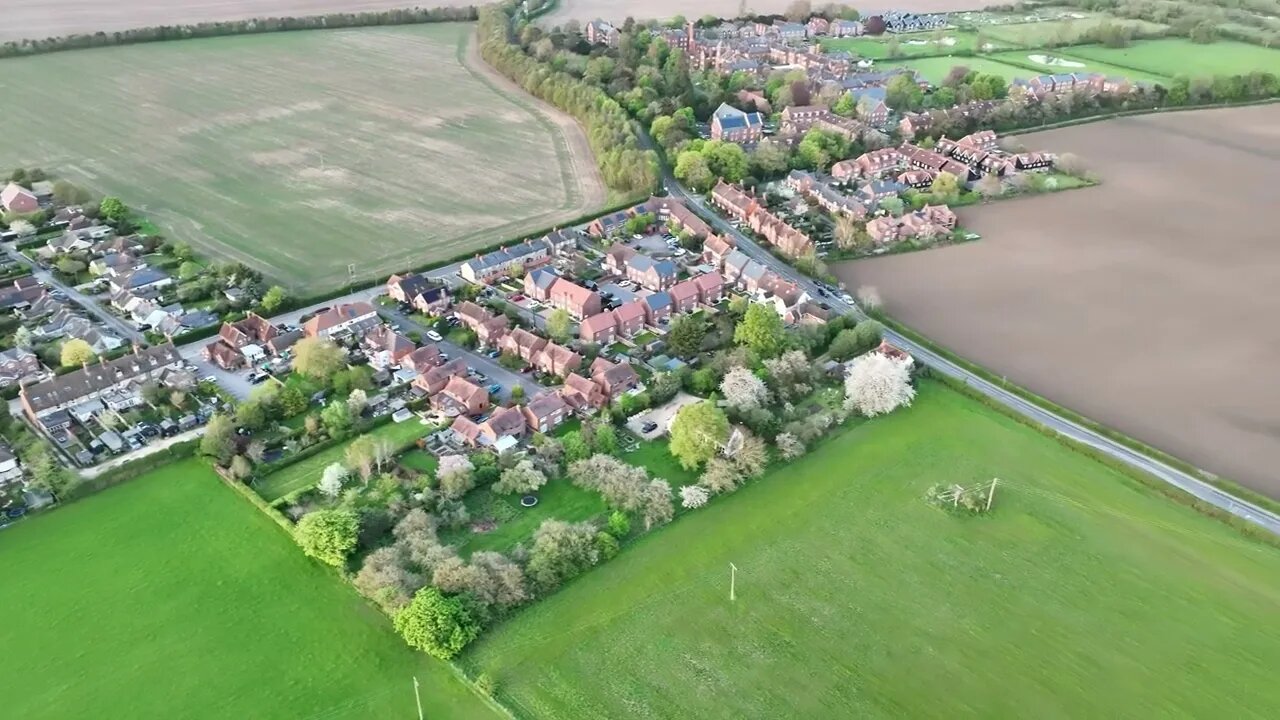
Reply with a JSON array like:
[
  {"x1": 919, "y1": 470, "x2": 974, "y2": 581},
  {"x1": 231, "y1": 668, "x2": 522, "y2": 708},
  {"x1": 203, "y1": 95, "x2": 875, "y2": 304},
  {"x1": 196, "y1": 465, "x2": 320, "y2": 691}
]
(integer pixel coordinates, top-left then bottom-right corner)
[
  {"x1": 426, "y1": 330, "x2": 443, "y2": 342},
  {"x1": 673, "y1": 248, "x2": 687, "y2": 257}
]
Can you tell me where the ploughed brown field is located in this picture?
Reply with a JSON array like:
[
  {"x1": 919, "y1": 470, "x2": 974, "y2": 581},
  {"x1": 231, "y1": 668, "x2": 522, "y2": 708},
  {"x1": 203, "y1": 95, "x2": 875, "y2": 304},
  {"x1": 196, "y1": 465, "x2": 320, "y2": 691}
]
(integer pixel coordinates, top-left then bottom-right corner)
[{"x1": 837, "y1": 104, "x2": 1280, "y2": 498}]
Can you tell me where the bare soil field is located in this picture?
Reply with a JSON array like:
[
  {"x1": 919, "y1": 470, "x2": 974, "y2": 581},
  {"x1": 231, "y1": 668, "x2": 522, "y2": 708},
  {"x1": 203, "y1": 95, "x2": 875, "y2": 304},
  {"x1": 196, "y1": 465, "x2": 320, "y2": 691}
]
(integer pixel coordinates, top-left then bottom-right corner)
[
  {"x1": 0, "y1": 1, "x2": 470, "y2": 42},
  {"x1": 837, "y1": 104, "x2": 1280, "y2": 498},
  {"x1": 0, "y1": 23, "x2": 604, "y2": 294},
  {"x1": 544, "y1": 0, "x2": 988, "y2": 25}
]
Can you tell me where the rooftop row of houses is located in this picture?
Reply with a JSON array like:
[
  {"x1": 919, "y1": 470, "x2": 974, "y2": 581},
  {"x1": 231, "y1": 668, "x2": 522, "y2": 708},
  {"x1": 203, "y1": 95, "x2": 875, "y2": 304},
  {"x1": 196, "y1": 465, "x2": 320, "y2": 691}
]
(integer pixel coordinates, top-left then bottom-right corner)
[
  {"x1": 202, "y1": 311, "x2": 302, "y2": 371},
  {"x1": 20, "y1": 343, "x2": 186, "y2": 433},
  {"x1": 831, "y1": 134, "x2": 1054, "y2": 185},
  {"x1": 459, "y1": 230, "x2": 577, "y2": 285},
  {"x1": 709, "y1": 180, "x2": 814, "y2": 259},
  {"x1": 586, "y1": 195, "x2": 715, "y2": 241},
  {"x1": 865, "y1": 205, "x2": 958, "y2": 245}
]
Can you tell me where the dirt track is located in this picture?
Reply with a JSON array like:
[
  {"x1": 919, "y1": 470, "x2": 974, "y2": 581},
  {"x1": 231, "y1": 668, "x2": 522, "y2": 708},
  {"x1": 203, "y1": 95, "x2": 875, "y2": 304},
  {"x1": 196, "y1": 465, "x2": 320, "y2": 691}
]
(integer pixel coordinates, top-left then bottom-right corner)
[{"x1": 837, "y1": 104, "x2": 1280, "y2": 499}]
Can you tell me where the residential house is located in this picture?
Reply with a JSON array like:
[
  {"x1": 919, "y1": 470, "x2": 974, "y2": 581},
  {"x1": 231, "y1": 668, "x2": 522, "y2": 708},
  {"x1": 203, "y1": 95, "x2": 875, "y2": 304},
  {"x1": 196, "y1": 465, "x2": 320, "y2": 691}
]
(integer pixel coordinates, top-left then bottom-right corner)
[
  {"x1": 410, "y1": 285, "x2": 451, "y2": 315},
  {"x1": 603, "y1": 243, "x2": 636, "y2": 275},
  {"x1": 613, "y1": 301, "x2": 647, "y2": 339},
  {"x1": 709, "y1": 103, "x2": 764, "y2": 144},
  {"x1": 362, "y1": 325, "x2": 415, "y2": 371},
  {"x1": 756, "y1": 273, "x2": 810, "y2": 315},
  {"x1": 432, "y1": 375, "x2": 491, "y2": 416},
  {"x1": 459, "y1": 234, "x2": 567, "y2": 284},
  {"x1": 523, "y1": 392, "x2": 571, "y2": 433},
  {"x1": 1, "y1": 183, "x2": 38, "y2": 213},
  {"x1": 523, "y1": 266, "x2": 560, "y2": 302},
  {"x1": 624, "y1": 255, "x2": 678, "y2": 291},
  {"x1": 548, "y1": 277, "x2": 602, "y2": 318},
  {"x1": 413, "y1": 358, "x2": 467, "y2": 395},
  {"x1": 749, "y1": 210, "x2": 813, "y2": 259},
  {"x1": 302, "y1": 302, "x2": 378, "y2": 339},
  {"x1": 560, "y1": 372, "x2": 608, "y2": 411},
  {"x1": 898, "y1": 169, "x2": 936, "y2": 189},
  {"x1": 692, "y1": 272, "x2": 724, "y2": 304},
  {"x1": 785, "y1": 301, "x2": 833, "y2": 327},
  {"x1": 386, "y1": 273, "x2": 435, "y2": 304},
  {"x1": 710, "y1": 180, "x2": 758, "y2": 219},
  {"x1": 867, "y1": 204, "x2": 957, "y2": 244},
  {"x1": 585, "y1": 18, "x2": 620, "y2": 46},
  {"x1": 900, "y1": 143, "x2": 976, "y2": 180},
  {"x1": 831, "y1": 148, "x2": 903, "y2": 180},
  {"x1": 586, "y1": 204, "x2": 646, "y2": 238},
  {"x1": 0, "y1": 347, "x2": 42, "y2": 388},
  {"x1": 452, "y1": 405, "x2": 527, "y2": 450},
  {"x1": 642, "y1": 291, "x2": 673, "y2": 325},
  {"x1": 501, "y1": 328, "x2": 548, "y2": 364},
  {"x1": 404, "y1": 345, "x2": 445, "y2": 374},
  {"x1": 533, "y1": 341, "x2": 582, "y2": 377},
  {"x1": 859, "y1": 179, "x2": 908, "y2": 205},
  {"x1": 452, "y1": 301, "x2": 509, "y2": 347},
  {"x1": 702, "y1": 234, "x2": 735, "y2": 268},
  {"x1": 830, "y1": 19, "x2": 863, "y2": 36},
  {"x1": 807, "y1": 17, "x2": 830, "y2": 35},
  {"x1": 0, "y1": 277, "x2": 45, "y2": 310},
  {"x1": 646, "y1": 196, "x2": 712, "y2": 238},
  {"x1": 772, "y1": 21, "x2": 808, "y2": 40},
  {"x1": 590, "y1": 357, "x2": 641, "y2": 401},
  {"x1": 0, "y1": 442, "x2": 24, "y2": 486},
  {"x1": 579, "y1": 299, "x2": 645, "y2": 344},
  {"x1": 19, "y1": 344, "x2": 183, "y2": 432},
  {"x1": 89, "y1": 251, "x2": 141, "y2": 277},
  {"x1": 668, "y1": 279, "x2": 701, "y2": 314},
  {"x1": 108, "y1": 266, "x2": 172, "y2": 294},
  {"x1": 736, "y1": 89, "x2": 772, "y2": 114}
]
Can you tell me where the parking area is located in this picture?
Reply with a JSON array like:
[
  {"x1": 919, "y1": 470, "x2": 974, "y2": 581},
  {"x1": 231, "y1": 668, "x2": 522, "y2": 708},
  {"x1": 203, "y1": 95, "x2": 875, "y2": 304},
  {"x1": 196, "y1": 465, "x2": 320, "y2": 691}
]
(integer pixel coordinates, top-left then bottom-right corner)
[{"x1": 625, "y1": 391, "x2": 702, "y2": 441}]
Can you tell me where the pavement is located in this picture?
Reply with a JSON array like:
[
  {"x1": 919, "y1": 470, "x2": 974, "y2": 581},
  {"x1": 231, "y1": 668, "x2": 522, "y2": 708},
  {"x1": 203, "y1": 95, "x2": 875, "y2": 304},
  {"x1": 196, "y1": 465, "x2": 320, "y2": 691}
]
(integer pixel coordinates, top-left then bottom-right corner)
[
  {"x1": 1, "y1": 242, "x2": 145, "y2": 343},
  {"x1": 658, "y1": 174, "x2": 1280, "y2": 537}
]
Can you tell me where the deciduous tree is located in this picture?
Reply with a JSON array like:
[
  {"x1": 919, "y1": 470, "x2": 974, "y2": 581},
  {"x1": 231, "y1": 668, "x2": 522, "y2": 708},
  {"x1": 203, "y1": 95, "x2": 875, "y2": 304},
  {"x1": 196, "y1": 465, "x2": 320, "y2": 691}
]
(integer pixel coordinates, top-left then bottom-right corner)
[
  {"x1": 669, "y1": 401, "x2": 730, "y2": 470},
  {"x1": 493, "y1": 459, "x2": 547, "y2": 495},
  {"x1": 545, "y1": 308, "x2": 572, "y2": 342},
  {"x1": 293, "y1": 337, "x2": 345, "y2": 383},
  {"x1": 294, "y1": 509, "x2": 360, "y2": 567},
  {"x1": 318, "y1": 462, "x2": 348, "y2": 498},
  {"x1": 641, "y1": 479, "x2": 674, "y2": 530},
  {"x1": 59, "y1": 338, "x2": 94, "y2": 368},
  {"x1": 679, "y1": 484, "x2": 710, "y2": 508},
  {"x1": 526, "y1": 519, "x2": 601, "y2": 593},
  {"x1": 844, "y1": 351, "x2": 915, "y2": 417},
  {"x1": 721, "y1": 366, "x2": 769, "y2": 412},
  {"x1": 437, "y1": 454, "x2": 476, "y2": 500},
  {"x1": 775, "y1": 432, "x2": 806, "y2": 459},
  {"x1": 200, "y1": 414, "x2": 236, "y2": 465},
  {"x1": 393, "y1": 587, "x2": 481, "y2": 660},
  {"x1": 734, "y1": 303, "x2": 785, "y2": 358}
]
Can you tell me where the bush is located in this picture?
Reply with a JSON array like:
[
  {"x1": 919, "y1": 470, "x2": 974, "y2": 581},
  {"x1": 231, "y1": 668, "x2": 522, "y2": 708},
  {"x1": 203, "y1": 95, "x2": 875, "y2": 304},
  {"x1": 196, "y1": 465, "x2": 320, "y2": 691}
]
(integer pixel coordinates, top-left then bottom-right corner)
[
  {"x1": 294, "y1": 508, "x2": 360, "y2": 567},
  {"x1": 393, "y1": 587, "x2": 482, "y2": 660}
]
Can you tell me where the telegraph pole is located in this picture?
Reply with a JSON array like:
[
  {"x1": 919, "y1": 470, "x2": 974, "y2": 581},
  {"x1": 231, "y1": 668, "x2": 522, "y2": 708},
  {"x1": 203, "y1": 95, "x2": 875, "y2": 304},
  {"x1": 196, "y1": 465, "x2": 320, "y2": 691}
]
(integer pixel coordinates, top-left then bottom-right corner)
[
  {"x1": 986, "y1": 478, "x2": 998, "y2": 512},
  {"x1": 413, "y1": 676, "x2": 424, "y2": 720},
  {"x1": 729, "y1": 562, "x2": 738, "y2": 602}
]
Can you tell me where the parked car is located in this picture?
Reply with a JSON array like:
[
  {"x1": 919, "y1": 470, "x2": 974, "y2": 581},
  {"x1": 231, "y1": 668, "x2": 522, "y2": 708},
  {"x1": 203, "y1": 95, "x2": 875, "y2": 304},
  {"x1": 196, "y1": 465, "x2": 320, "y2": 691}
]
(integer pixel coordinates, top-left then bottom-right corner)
[
  {"x1": 641, "y1": 421, "x2": 658, "y2": 433},
  {"x1": 425, "y1": 330, "x2": 443, "y2": 342},
  {"x1": 673, "y1": 248, "x2": 686, "y2": 257},
  {"x1": 486, "y1": 349, "x2": 500, "y2": 359},
  {"x1": 487, "y1": 383, "x2": 502, "y2": 394},
  {"x1": 510, "y1": 293, "x2": 525, "y2": 302}
]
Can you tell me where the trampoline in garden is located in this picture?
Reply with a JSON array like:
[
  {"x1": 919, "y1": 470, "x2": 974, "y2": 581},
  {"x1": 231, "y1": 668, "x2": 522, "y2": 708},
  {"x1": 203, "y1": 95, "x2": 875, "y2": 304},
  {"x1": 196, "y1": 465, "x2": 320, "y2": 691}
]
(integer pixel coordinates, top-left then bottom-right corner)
[{"x1": 520, "y1": 495, "x2": 538, "y2": 508}]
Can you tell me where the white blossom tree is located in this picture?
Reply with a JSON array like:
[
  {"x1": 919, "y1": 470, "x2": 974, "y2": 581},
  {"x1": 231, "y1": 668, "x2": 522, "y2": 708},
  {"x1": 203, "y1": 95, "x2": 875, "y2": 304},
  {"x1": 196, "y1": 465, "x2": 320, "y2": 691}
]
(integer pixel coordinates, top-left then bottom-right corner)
[
  {"x1": 700, "y1": 457, "x2": 743, "y2": 495},
  {"x1": 493, "y1": 459, "x2": 547, "y2": 495},
  {"x1": 680, "y1": 484, "x2": 710, "y2": 509},
  {"x1": 640, "y1": 479, "x2": 674, "y2": 530},
  {"x1": 8, "y1": 219, "x2": 34, "y2": 238},
  {"x1": 764, "y1": 350, "x2": 812, "y2": 401},
  {"x1": 720, "y1": 366, "x2": 769, "y2": 413},
  {"x1": 775, "y1": 432, "x2": 806, "y2": 460},
  {"x1": 844, "y1": 351, "x2": 915, "y2": 417},
  {"x1": 855, "y1": 285, "x2": 882, "y2": 310},
  {"x1": 318, "y1": 462, "x2": 348, "y2": 498},
  {"x1": 437, "y1": 455, "x2": 476, "y2": 500},
  {"x1": 346, "y1": 388, "x2": 368, "y2": 417}
]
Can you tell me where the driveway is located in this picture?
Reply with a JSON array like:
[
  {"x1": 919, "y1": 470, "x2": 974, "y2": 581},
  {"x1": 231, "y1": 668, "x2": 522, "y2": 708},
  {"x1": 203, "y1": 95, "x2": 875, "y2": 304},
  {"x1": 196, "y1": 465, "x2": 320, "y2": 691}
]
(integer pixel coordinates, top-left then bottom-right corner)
[{"x1": 625, "y1": 391, "x2": 701, "y2": 440}]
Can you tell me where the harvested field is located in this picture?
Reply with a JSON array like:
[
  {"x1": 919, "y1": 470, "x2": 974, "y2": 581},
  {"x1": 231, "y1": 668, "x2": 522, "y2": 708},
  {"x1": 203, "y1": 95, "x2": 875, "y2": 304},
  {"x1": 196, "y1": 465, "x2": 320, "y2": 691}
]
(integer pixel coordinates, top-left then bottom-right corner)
[
  {"x1": 837, "y1": 104, "x2": 1280, "y2": 498},
  {"x1": 0, "y1": 23, "x2": 604, "y2": 294},
  {"x1": 0, "y1": 1, "x2": 468, "y2": 42}
]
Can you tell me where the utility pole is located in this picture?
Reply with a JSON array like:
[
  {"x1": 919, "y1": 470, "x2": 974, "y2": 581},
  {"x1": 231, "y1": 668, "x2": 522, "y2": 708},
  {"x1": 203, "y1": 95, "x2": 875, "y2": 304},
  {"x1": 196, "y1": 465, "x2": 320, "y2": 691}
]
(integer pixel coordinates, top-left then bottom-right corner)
[
  {"x1": 413, "y1": 676, "x2": 424, "y2": 720},
  {"x1": 986, "y1": 478, "x2": 998, "y2": 512},
  {"x1": 729, "y1": 562, "x2": 737, "y2": 602}
]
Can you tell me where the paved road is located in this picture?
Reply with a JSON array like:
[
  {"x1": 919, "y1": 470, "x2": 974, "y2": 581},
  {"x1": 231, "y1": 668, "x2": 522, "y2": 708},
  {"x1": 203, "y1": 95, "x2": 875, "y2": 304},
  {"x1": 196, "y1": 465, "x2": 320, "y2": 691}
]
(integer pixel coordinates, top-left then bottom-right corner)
[
  {"x1": 660, "y1": 176, "x2": 1280, "y2": 536},
  {"x1": 379, "y1": 306, "x2": 544, "y2": 402},
  {"x1": 2, "y1": 242, "x2": 145, "y2": 343}
]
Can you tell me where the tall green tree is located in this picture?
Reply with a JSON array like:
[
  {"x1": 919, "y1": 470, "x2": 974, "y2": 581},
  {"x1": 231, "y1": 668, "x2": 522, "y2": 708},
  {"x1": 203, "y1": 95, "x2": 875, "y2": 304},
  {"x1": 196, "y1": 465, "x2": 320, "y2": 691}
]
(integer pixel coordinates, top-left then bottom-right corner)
[
  {"x1": 669, "y1": 401, "x2": 730, "y2": 470},
  {"x1": 734, "y1": 304, "x2": 785, "y2": 358},
  {"x1": 394, "y1": 587, "x2": 482, "y2": 659},
  {"x1": 294, "y1": 509, "x2": 360, "y2": 567}
]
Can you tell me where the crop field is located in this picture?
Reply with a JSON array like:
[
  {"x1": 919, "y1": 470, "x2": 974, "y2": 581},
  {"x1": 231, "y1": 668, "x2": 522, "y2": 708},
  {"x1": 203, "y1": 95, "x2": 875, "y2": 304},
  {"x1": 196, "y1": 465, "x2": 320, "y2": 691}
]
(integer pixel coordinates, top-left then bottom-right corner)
[
  {"x1": 465, "y1": 381, "x2": 1280, "y2": 719},
  {"x1": 0, "y1": 459, "x2": 498, "y2": 720},
  {"x1": 0, "y1": 23, "x2": 604, "y2": 295},
  {"x1": 986, "y1": 48, "x2": 1169, "y2": 82},
  {"x1": 256, "y1": 418, "x2": 435, "y2": 502},
  {"x1": 882, "y1": 56, "x2": 1033, "y2": 83},
  {"x1": 839, "y1": 104, "x2": 1280, "y2": 500},
  {"x1": 981, "y1": 17, "x2": 1168, "y2": 46},
  {"x1": 1063, "y1": 38, "x2": 1280, "y2": 77}
]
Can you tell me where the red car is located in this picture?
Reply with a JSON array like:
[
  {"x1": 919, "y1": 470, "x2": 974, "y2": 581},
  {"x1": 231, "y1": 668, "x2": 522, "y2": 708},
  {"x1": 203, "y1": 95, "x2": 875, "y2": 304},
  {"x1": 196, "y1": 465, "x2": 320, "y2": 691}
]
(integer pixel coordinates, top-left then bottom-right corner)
[{"x1": 510, "y1": 293, "x2": 525, "y2": 302}]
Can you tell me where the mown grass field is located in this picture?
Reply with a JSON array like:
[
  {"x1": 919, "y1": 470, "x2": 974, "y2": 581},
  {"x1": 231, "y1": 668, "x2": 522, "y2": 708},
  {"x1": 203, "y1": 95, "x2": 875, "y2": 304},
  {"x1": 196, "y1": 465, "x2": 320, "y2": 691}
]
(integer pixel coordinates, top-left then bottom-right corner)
[
  {"x1": 987, "y1": 48, "x2": 1170, "y2": 82},
  {"x1": 980, "y1": 17, "x2": 1167, "y2": 46},
  {"x1": 256, "y1": 418, "x2": 434, "y2": 502},
  {"x1": 0, "y1": 23, "x2": 601, "y2": 295},
  {"x1": 1063, "y1": 38, "x2": 1280, "y2": 77},
  {"x1": 0, "y1": 459, "x2": 498, "y2": 720},
  {"x1": 821, "y1": 30, "x2": 984, "y2": 59},
  {"x1": 882, "y1": 56, "x2": 1035, "y2": 83},
  {"x1": 465, "y1": 382, "x2": 1280, "y2": 719}
]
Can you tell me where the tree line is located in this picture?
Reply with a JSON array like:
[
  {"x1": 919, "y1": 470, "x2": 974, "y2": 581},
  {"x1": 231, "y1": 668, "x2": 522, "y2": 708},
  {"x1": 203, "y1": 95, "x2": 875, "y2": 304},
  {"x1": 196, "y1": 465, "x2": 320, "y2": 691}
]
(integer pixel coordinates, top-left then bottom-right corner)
[
  {"x1": 478, "y1": 2, "x2": 659, "y2": 196},
  {"x1": 0, "y1": 7, "x2": 479, "y2": 59}
]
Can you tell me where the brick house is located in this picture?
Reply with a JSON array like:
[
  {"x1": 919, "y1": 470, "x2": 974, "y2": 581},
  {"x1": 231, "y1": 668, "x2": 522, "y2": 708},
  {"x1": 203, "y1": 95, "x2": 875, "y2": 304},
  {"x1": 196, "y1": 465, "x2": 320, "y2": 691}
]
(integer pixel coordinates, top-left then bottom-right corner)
[
  {"x1": 646, "y1": 196, "x2": 713, "y2": 238},
  {"x1": 779, "y1": 105, "x2": 829, "y2": 135},
  {"x1": 613, "y1": 301, "x2": 646, "y2": 338},
  {"x1": 590, "y1": 358, "x2": 640, "y2": 401},
  {"x1": 710, "y1": 180, "x2": 758, "y2": 219},
  {"x1": 831, "y1": 148, "x2": 903, "y2": 180},
  {"x1": 459, "y1": 234, "x2": 568, "y2": 284},
  {"x1": 522, "y1": 392, "x2": 571, "y2": 433},
  {"x1": 692, "y1": 272, "x2": 724, "y2": 304},
  {"x1": 749, "y1": 210, "x2": 813, "y2": 259},
  {"x1": 202, "y1": 312, "x2": 280, "y2": 370},
  {"x1": 579, "y1": 311, "x2": 618, "y2": 345},
  {"x1": 702, "y1": 234, "x2": 735, "y2": 268},
  {"x1": 413, "y1": 358, "x2": 467, "y2": 395},
  {"x1": 603, "y1": 243, "x2": 636, "y2": 275},
  {"x1": 642, "y1": 291, "x2": 673, "y2": 325},
  {"x1": 709, "y1": 103, "x2": 764, "y2": 143},
  {"x1": 548, "y1": 277, "x2": 602, "y2": 318},
  {"x1": 362, "y1": 325, "x2": 415, "y2": 370},
  {"x1": 668, "y1": 279, "x2": 701, "y2": 314},
  {"x1": 524, "y1": 266, "x2": 559, "y2": 302},
  {"x1": 501, "y1": 328, "x2": 547, "y2": 364},
  {"x1": 1, "y1": 183, "x2": 38, "y2": 213},
  {"x1": 534, "y1": 341, "x2": 583, "y2": 377},
  {"x1": 404, "y1": 345, "x2": 445, "y2": 374},
  {"x1": 625, "y1": 255, "x2": 678, "y2": 291},
  {"x1": 0, "y1": 347, "x2": 42, "y2": 387},
  {"x1": 302, "y1": 302, "x2": 378, "y2": 339},
  {"x1": 453, "y1": 301, "x2": 509, "y2": 347},
  {"x1": 411, "y1": 286, "x2": 450, "y2": 316},
  {"x1": 386, "y1": 273, "x2": 433, "y2": 304},
  {"x1": 561, "y1": 372, "x2": 608, "y2": 411},
  {"x1": 585, "y1": 18, "x2": 620, "y2": 46},
  {"x1": 432, "y1": 375, "x2": 490, "y2": 416}
]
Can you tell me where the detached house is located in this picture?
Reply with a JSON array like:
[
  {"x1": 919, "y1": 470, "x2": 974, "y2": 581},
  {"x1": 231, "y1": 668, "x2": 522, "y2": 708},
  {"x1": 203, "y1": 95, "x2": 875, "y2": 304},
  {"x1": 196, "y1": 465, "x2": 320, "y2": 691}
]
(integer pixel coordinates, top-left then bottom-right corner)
[
  {"x1": 388, "y1": 274, "x2": 448, "y2": 315},
  {"x1": 710, "y1": 103, "x2": 764, "y2": 144},
  {"x1": 0, "y1": 183, "x2": 38, "y2": 213},
  {"x1": 578, "y1": 300, "x2": 646, "y2": 344},
  {"x1": 561, "y1": 372, "x2": 608, "y2": 411},
  {"x1": 451, "y1": 405, "x2": 527, "y2": 450},
  {"x1": 590, "y1": 358, "x2": 641, "y2": 401},
  {"x1": 432, "y1": 375, "x2": 491, "y2": 416},
  {"x1": 625, "y1": 255, "x2": 678, "y2": 291},
  {"x1": 522, "y1": 392, "x2": 571, "y2": 433},
  {"x1": 362, "y1": 325, "x2": 415, "y2": 370},
  {"x1": 412, "y1": 358, "x2": 468, "y2": 395},
  {"x1": 203, "y1": 312, "x2": 283, "y2": 370}
]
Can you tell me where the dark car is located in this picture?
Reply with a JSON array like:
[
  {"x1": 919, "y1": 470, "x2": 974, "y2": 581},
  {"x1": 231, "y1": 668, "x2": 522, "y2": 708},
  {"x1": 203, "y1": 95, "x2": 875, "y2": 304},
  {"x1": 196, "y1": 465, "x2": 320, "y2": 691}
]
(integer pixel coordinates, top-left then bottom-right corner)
[{"x1": 641, "y1": 421, "x2": 658, "y2": 433}]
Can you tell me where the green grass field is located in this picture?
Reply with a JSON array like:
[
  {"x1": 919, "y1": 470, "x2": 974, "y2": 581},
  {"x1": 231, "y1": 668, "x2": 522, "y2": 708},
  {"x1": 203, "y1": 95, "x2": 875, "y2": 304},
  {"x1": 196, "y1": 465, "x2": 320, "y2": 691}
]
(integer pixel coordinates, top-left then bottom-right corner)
[
  {"x1": 981, "y1": 17, "x2": 1168, "y2": 47},
  {"x1": 465, "y1": 381, "x2": 1280, "y2": 719},
  {"x1": 987, "y1": 49, "x2": 1170, "y2": 82},
  {"x1": 1063, "y1": 38, "x2": 1280, "y2": 77},
  {"x1": 256, "y1": 419, "x2": 434, "y2": 502},
  {"x1": 0, "y1": 460, "x2": 498, "y2": 720},
  {"x1": 882, "y1": 56, "x2": 1036, "y2": 83},
  {"x1": 445, "y1": 476, "x2": 607, "y2": 556},
  {"x1": 821, "y1": 30, "x2": 985, "y2": 59},
  {"x1": 0, "y1": 23, "x2": 601, "y2": 295}
]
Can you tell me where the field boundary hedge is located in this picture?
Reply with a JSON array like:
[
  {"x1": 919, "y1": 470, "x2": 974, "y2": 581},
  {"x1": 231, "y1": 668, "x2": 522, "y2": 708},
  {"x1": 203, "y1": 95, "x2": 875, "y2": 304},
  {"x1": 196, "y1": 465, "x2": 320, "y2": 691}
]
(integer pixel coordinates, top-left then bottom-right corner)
[
  {"x1": 1005, "y1": 96, "x2": 1280, "y2": 136},
  {"x1": 0, "y1": 7, "x2": 480, "y2": 59},
  {"x1": 878, "y1": 313, "x2": 1280, "y2": 519}
]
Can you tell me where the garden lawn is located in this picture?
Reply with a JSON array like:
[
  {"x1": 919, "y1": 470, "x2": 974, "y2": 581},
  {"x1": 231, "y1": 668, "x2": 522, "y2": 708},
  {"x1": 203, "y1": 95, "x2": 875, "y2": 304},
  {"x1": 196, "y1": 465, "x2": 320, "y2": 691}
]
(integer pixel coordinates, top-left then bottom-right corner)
[
  {"x1": 624, "y1": 438, "x2": 698, "y2": 488},
  {"x1": 1062, "y1": 39, "x2": 1280, "y2": 78},
  {"x1": 445, "y1": 476, "x2": 607, "y2": 556},
  {"x1": 0, "y1": 460, "x2": 498, "y2": 720},
  {"x1": 256, "y1": 419, "x2": 433, "y2": 502},
  {"x1": 820, "y1": 30, "x2": 981, "y2": 58},
  {"x1": 465, "y1": 381, "x2": 1280, "y2": 719}
]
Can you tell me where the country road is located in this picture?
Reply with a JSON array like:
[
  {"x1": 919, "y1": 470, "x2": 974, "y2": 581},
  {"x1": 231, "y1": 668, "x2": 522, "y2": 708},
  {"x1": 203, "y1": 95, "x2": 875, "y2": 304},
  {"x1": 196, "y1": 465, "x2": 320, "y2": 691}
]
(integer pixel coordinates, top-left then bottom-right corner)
[
  {"x1": 658, "y1": 169, "x2": 1280, "y2": 537},
  {"x1": 2, "y1": 243, "x2": 145, "y2": 344}
]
